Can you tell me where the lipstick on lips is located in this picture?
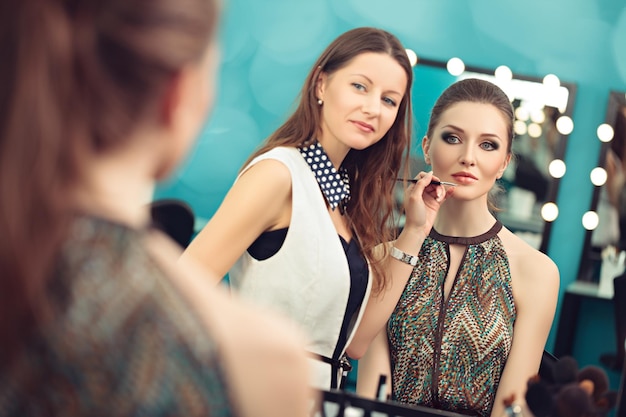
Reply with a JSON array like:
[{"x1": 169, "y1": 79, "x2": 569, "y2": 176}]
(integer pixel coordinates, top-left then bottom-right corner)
[{"x1": 451, "y1": 171, "x2": 477, "y2": 185}]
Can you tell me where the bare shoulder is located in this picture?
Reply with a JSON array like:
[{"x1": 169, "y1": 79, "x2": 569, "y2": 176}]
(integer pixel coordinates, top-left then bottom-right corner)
[
  {"x1": 498, "y1": 227, "x2": 560, "y2": 295},
  {"x1": 238, "y1": 156, "x2": 293, "y2": 191}
]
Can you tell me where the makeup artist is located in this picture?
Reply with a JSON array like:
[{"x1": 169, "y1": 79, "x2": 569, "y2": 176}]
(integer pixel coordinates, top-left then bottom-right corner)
[
  {"x1": 355, "y1": 78, "x2": 560, "y2": 417},
  {"x1": 180, "y1": 27, "x2": 455, "y2": 390}
]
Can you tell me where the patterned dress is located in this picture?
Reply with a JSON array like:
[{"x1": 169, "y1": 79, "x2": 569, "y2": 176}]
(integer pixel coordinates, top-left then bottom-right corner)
[
  {"x1": 388, "y1": 221, "x2": 516, "y2": 417},
  {"x1": 0, "y1": 216, "x2": 234, "y2": 417}
]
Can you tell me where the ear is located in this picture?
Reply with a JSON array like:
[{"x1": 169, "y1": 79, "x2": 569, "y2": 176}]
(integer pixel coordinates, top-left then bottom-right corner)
[
  {"x1": 159, "y1": 70, "x2": 186, "y2": 128},
  {"x1": 315, "y1": 70, "x2": 327, "y2": 102},
  {"x1": 497, "y1": 153, "x2": 512, "y2": 179},
  {"x1": 422, "y1": 136, "x2": 431, "y2": 165}
]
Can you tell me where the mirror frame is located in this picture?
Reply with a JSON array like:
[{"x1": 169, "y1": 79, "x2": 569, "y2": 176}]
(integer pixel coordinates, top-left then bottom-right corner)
[
  {"x1": 577, "y1": 90, "x2": 626, "y2": 282},
  {"x1": 413, "y1": 57, "x2": 577, "y2": 253}
]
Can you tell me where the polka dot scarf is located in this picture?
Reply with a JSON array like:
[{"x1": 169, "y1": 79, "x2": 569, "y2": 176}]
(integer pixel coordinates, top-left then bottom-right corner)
[{"x1": 298, "y1": 141, "x2": 351, "y2": 214}]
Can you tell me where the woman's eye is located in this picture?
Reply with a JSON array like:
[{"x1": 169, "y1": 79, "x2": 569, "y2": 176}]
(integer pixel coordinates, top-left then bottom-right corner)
[
  {"x1": 352, "y1": 83, "x2": 366, "y2": 91},
  {"x1": 442, "y1": 133, "x2": 460, "y2": 144},
  {"x1": 480, "y1": 141, "x2": 499, "y2": 151},
  {"x1": 383, "y1": 97, "x2": 397, "y2": 107}
]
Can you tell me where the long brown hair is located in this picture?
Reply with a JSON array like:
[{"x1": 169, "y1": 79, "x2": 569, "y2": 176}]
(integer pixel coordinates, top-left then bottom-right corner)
[
  {"x1": 0, "y1": 0, "x2": 218, "y2": 361},
  {"x1": 244, "y1": 27, "x2": 414, "y2": 294},
  {"x1": 425, "y1": 78, "x2": 514, "y2": 210}
]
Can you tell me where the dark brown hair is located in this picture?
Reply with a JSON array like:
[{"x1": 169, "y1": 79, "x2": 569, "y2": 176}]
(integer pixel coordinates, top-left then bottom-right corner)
[
  {"x1": 425, "y1": 78, "x2": 515, "y2": 210},
  {"x1": 243, "y1": 27, "x2": 414, "y2": 294},
  {"x1": 0, "y1": 0, "x2": 218, "y2": 361}
]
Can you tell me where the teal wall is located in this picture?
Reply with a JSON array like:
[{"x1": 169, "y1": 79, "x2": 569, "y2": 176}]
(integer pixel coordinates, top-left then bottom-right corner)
[{"x1": 156, "y1": 0, "x2": 626, "y2": 388}]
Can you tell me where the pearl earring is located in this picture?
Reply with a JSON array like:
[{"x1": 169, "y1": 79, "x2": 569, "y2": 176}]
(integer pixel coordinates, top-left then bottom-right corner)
[{"x1": 317, "y1": 99, "x2": 323, "y2": 106}]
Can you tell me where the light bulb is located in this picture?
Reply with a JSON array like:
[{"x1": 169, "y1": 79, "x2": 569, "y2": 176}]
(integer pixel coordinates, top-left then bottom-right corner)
[
  {"x1": 541, "y1": 202, "x2": 559, "y2": 222},
  {"x1": 582, "y1": 211, "x2": 599, "y2": 230},
  {"x1": 405, "y1": 49, "x2": 418, "y2": 67},
  {"x1": 597, "y1": 123, "x2": 614, "y2": 142},
  {"x1": 447, "y1": 57, "x2": 465, "y2": 76},
  {"x1": 548, "y1": 159, "x2": 566, "y2": 178},
  {"x1": 556, "y1": 116, "x2": 574, "y2": 135}
]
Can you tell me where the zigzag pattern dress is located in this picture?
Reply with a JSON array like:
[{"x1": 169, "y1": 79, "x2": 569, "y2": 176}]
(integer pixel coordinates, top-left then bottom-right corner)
[{"x1": 388, "y1": 221, "x2": 516, "y2": 417}]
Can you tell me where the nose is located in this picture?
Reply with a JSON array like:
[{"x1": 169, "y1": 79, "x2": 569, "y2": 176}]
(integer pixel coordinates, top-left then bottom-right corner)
[
  {"x1": 459, "y1": 145, "x2": 476, "y2": 166},
  {"x1": 361, "y1": 95, "x2": 381, "y2": 116}
]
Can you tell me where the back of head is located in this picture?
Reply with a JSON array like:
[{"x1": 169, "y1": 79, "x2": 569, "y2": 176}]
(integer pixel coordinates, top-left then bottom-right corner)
[
  {"x1": 0, "y1": 0, "x2": 218, "y2": 361},
  {"x1": 426, "y1": 78, "x2": 514, "y2": 153}
]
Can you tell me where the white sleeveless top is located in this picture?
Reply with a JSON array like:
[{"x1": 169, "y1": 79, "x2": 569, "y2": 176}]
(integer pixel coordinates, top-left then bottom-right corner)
[{"x1": 229, "y1": 147, "x2": 372, "y2": 389}]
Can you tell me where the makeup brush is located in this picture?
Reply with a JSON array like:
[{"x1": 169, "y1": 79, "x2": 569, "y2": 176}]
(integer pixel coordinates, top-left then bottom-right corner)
[{"x1": 396, "y1": 178, "x2": 457, "y2": 187}]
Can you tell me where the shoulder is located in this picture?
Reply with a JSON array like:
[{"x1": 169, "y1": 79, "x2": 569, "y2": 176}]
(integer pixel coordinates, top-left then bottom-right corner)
[
  {"x1": 149, "y1": 237, "x2": 312, "y2": 416},
  {"x1": 498, "y1": 227, "x2": 560, "y2": 304},
  {"x1": 238, "y1": 148, "x2": 297, "y2": 189}
]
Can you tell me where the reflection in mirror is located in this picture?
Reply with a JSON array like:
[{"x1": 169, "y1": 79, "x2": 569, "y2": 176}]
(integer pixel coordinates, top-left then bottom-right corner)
[
  {"x1": 578, "y1": 91, "x2": 626, "y2": 282},
  {"x1": 399, "y1": 56, "x2": 577, "y2": 253}
]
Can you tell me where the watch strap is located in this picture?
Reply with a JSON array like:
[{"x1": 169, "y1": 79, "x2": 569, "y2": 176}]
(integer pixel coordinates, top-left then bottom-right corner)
[{"x1": 389, "y1": 246, "x2": 418, "y2": 266}]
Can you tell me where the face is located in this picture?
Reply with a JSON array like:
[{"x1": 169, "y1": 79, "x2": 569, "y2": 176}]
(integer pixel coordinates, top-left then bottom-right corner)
[
  {"x1": 423, "y1": 101, "x2": 511, "y2": 202},
  {"x1": 315, "y1": 52, "x2": 407, "y2": 156}
]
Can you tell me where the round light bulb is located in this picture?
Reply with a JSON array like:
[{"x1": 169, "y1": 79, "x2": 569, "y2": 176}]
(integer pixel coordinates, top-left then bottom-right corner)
[
  {"x1": 548, "y1": 159, "x2": 566, "y2": 178},
  {"x1": 405, "y1": 49, "x2": 418, "y2": 67},
  {"x1": 590, "y1": 167, "x2": 608, "y2": 186},
  {"x1": 514, "y1": 120, "x2": 528, "y2": 136},
  {"x1": 582, "y1": 211, "x2": 599, "y2": 230},
  {"x1": 541, "y1": 202, "x2": 559, "y2": 222},
  {"x1": 527, "y1": 123, "x2": 543, "y2": 138},
  {"x1": 447, "y1": 57, "x2": 465, "y2": 76},
  {"x1": 597, "y1": 123, "x2": 614, "y2": 142},
  {"x1": 556, "y1": 116, "x2": 574, "y2": 135},
  {"x1": 530, "y1": 109, "x2": 546, "y2": 124},
  {"x1": 494, "y1": 65, "x2": 513, "y2": 81},
  {"x1": 515, "y1": 106, "x2": 530, "y2": 122},
  {"x1": 543, "y1": 74, "x2": 561, "y2": 88}
]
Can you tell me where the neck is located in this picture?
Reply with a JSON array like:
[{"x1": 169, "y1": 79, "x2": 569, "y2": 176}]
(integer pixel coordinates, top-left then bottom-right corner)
[
  {"x1": 317, "y1": 135, "x2": 350, "y2": 169},
  {"x1": 433, "y1": 197, "x2": 497, "y2": 237},
  {"x1": 72, "y1": 146, "x2": 158, "y2": 229}
]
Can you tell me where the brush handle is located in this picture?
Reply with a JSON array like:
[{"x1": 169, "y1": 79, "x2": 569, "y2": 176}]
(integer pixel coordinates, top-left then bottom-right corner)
[{"x1": 396, "y1": 178, "x2": 457, "y2": 186}]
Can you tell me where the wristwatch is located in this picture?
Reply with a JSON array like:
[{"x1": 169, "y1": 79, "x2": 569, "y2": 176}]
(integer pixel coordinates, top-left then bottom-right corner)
[{"x1": 390, "y1": 246, "x2": 418, "y2": 266}]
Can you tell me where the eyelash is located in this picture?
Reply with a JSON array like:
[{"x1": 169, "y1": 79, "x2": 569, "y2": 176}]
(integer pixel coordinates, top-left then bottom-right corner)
[
  {"x1": 351, "y1": 83, "x2": 397, "y2": 107},
  {"x1": 441, "y1": 132, "x2": 499, "y2": 151}
]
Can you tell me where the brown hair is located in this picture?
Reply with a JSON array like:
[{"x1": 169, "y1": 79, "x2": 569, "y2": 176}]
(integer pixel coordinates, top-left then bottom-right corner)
[
  {"x1": 244, "y1": 27, "x2": 414, "y2": 294},
  {"x1": 425, "y1": 78, "x2": 514, "y2": 209},
  {"x1": 0, "y1": 0, "x2": 218, "y2": 361}
]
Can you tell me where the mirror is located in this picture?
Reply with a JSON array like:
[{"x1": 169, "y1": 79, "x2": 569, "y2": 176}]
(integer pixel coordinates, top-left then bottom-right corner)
[
  {"x1": 577, "y1": 91, "x2": 626, "y2": 282},
  {"x1": 398, "y1": 56, "x2": 577, "y2": 253}
]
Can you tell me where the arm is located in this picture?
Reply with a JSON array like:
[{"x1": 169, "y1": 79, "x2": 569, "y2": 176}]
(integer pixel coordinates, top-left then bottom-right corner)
[
  {"x1": 179, "y1": 159, "x2": 292, "y2": 282},
  {"x1": 490, "y1": 253, "x2": 560, "y2": 417},
  {"x1": 347, "y1": 172, "x2": 455, "y2": 358},
  {"x1": 356, "y1": 327, "x2": 392, "y2": 400}
]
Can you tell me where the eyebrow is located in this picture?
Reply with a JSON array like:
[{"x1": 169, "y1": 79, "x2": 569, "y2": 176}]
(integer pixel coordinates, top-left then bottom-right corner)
[
  {"x1": 352, "y1": 73, "x2": 403, "y2": 97},
  {"x1": 441, "y1": 124, "x2": 502, "y2": 140}
]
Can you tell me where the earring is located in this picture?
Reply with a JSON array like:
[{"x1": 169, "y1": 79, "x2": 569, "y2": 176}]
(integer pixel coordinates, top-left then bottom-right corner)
[{"x1": 317, "y1": 99, "x2": 323, "y2": 106}]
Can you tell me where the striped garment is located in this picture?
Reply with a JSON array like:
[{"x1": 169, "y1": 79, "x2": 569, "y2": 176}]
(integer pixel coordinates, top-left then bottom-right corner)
[{"x1": 388, "y1": 221, "x2": 516, "y2": 417}]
